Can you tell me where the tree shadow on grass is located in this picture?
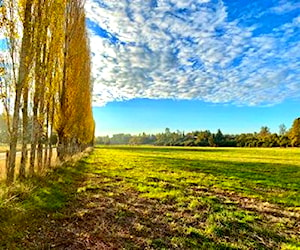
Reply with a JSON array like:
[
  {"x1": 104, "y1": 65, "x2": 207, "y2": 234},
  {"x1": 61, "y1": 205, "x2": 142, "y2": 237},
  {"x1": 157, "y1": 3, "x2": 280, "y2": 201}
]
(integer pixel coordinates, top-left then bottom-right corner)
[
  {"x1": 0, "y1": 158, "x2": 90, "y2": 249},
  {"x1": 141, "y1": 155, "x2": 300, "y2": 193},
  {"x1": 2, "y1": 153, "x2": 299, "y2": 249},
  {"x1": 37, "y1": 171, "x2": 298, "y2": 249},
  {"x1": 32, "y1": 173, "x2": 240, "y2": 249}
]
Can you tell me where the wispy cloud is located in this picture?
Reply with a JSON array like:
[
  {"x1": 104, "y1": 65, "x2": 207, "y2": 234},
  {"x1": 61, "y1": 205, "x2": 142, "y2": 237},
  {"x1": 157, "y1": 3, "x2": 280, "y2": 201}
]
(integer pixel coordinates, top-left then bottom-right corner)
[
  {"x1": 270, "y1": 0, "x2": 300, "y2": 14},
  {"x1": 85, "y1": 0, "x2": 300, "y2": 106}
]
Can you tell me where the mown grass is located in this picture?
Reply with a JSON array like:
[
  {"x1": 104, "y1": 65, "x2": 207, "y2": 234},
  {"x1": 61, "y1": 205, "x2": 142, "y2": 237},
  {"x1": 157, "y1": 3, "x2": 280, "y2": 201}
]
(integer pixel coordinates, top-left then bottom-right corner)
[
  {"x1": 81, "y1": 146, "x2": 300, "y2": 249},
  {"x1": 93, "y1": 146, "x2": 300, "y2": 206},
  {"x1": 0, "y1": 146, "x2": 299, "y2": 249}
]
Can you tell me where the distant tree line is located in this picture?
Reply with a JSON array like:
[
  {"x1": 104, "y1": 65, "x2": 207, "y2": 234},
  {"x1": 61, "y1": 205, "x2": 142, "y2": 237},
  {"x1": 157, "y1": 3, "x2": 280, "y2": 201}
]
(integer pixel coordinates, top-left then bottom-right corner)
[{"x1": 95, "y1": 118, "x2": 300, "y2": 148}]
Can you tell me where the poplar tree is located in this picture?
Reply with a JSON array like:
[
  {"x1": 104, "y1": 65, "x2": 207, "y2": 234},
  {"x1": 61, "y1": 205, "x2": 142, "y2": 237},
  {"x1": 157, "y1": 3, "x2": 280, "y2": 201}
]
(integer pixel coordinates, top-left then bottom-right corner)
[
  {"x1": 6, "y1": 0, "x2": 34, "y2": 184},
  {"x1": 56, "y1": 0, "x2": 94, "y2": 160},
  {"x1": 3, "y1": 0, "x2": 94, "y2": 184}
]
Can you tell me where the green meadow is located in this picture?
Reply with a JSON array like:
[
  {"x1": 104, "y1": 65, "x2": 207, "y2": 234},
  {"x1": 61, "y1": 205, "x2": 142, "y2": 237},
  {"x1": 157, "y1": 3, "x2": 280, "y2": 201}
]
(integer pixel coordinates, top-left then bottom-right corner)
[{"x1": 1, "y1": 146, "x2": 299, "y2": 249}]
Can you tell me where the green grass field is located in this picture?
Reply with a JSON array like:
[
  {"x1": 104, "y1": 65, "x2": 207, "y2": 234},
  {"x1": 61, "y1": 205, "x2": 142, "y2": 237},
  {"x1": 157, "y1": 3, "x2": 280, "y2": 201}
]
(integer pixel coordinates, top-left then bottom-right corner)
[{"x1": 0, "y1": 146, "x2": 299, "y2": 249}]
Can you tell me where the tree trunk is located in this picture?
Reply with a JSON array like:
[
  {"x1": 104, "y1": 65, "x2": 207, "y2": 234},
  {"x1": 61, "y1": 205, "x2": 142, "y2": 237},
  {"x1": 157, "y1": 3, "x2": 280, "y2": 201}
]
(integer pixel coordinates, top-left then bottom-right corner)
[
  {"x1": 44, "y1": 138, "x2": 48, "y2": 167},
  {"x1": 48, "y1": 144, "x2": 52, "y2": 166},
  {"x1": 30, "y1": 0, "x2": 44, "y2": 175},
  {"x1": 6, "y1": 0, "x2": 33, "y2": 185},
  {"x1": 47, "y1": 97, "x2": 55, "y2": 166},
  {"x1": 6, "y1": 89, "x2": 21, "y2": 185},
  {"x1": 19, "y1": 85, "x2": 29, "y2": 180},
  {"x1": 29, "y1": 106, "x2": 38, "y2": 176},
  {"x1": 57, "y1": 135, "x2": 67, "y2": 162},
  {"x1": 37, "y1": 141, "x2": 43, "y2": 173}
]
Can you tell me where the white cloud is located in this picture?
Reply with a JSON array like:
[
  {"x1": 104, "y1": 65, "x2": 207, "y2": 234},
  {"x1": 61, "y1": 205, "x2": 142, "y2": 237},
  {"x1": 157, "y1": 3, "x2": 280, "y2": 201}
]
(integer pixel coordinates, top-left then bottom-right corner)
[
  {"x1": 270, "y1": 1, "x2": 300, "y2": 14},
  {"x1": 85, "y1": 0, "x2": 300, "y2": 107}
]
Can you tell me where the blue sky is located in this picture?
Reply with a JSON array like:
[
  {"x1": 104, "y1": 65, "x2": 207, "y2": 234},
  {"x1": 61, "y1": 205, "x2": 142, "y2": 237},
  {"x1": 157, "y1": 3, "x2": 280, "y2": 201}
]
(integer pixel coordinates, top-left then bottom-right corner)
[
  {"x1": 85, "y1": 0, "x2": 300, "y2": 136},
  {"x1": 93, "y1": 99, "x2": 300, "y2": 136}
]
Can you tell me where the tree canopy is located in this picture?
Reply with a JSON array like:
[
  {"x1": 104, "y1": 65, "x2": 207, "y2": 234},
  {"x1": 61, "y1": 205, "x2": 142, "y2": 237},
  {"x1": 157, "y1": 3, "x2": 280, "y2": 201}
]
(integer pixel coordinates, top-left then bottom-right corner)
[
  {"x1": 96, "y1": 120, "x2": 300, "y2": 148},
  {"x1": 1, "y1": 0, "x2": 94, "y2": 184}
]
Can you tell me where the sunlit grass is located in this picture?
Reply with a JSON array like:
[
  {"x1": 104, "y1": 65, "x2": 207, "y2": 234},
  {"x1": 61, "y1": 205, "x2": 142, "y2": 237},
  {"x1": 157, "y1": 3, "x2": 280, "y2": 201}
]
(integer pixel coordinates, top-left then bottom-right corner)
[
  {"x1": 83, "y1": 146, "x2": 299, "y2": 248},
  {"x1": 0, "y1": 146, "x2": 299, "y2": 249},
  {"x1": 0, "y1": 144, "x2": 23, "y2": 153},
  {"x1": 92, "y1": 146, "x2": 300, "y2": 206}
]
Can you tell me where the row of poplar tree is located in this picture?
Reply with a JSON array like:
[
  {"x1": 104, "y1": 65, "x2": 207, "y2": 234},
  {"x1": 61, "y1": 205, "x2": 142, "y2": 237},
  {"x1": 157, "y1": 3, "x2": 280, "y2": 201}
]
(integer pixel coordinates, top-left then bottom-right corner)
[{"x1": 0, "y1": 0, "x2": 94, "y2": 185}]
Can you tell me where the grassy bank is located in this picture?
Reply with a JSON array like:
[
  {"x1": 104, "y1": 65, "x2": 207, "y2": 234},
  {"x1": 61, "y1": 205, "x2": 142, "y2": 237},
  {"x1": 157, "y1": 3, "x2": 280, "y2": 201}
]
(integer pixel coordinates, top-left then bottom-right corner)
[{"x1": 0, "y1": 146, "x2": 299, "y2": 249}]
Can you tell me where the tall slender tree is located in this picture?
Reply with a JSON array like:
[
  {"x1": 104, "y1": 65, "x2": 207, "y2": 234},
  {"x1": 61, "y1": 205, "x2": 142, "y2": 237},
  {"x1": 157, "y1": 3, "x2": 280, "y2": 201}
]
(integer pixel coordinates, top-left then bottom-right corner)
[
  {"x1": 56, "y1": 0, "x2": 94, "y2": 160},
  {"x1": 6, "y1": 0, "x2": 34, "y2": 184},
  {"x1": 2, "y1": 0, "x2": 94, "y2": 184}
]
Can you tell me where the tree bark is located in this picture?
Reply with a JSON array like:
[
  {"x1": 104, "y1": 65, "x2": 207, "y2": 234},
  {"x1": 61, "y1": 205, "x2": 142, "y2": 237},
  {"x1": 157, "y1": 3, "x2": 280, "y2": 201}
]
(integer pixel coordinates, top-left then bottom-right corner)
[
  {"x1": 19, "y1": 85, "x2": 29, "y2": 180},
  {"x1": 6, "y1": 0, "x2": 33, "y2": 185}
]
